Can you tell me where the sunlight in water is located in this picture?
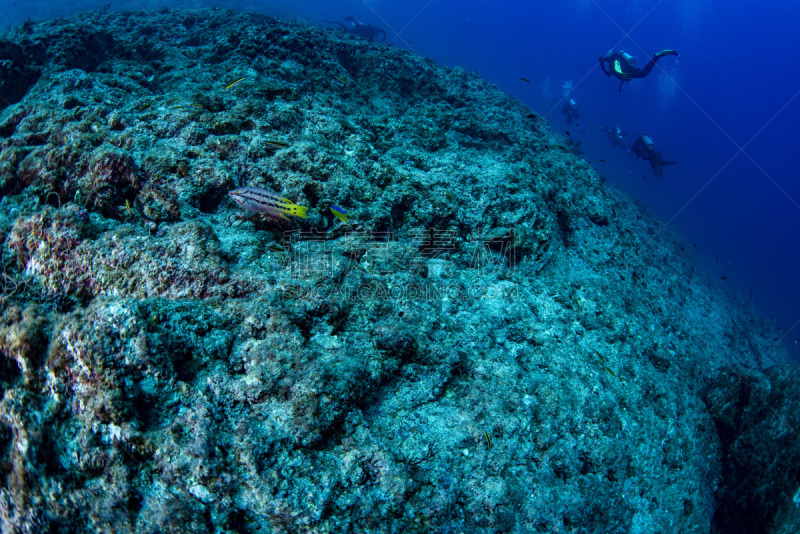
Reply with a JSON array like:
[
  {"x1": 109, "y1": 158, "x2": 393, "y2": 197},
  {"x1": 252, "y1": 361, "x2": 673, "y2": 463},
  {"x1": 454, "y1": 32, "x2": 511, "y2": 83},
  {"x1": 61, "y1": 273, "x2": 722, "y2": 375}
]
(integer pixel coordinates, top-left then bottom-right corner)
[{"x1": 656, "y1": 62, "x2": 679, "y2": 112}]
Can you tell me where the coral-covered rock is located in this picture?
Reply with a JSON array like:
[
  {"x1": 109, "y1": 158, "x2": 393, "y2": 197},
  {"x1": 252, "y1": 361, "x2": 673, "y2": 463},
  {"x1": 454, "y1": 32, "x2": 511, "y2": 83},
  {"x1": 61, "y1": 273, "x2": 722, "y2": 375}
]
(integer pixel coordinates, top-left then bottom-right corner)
[
  {"x1": 705, "y1": 365, "x2": 800, "y2": 534},
  {"x1": 0, "y1": 8, "x2": 792, "y2": 534}
]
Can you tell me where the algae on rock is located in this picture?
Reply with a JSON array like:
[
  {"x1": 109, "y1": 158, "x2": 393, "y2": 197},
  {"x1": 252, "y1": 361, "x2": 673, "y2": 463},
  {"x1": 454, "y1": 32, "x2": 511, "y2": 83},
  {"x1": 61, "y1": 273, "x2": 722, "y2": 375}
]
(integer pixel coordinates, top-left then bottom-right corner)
[{"x1": 0, "y1": 8, "x2": 793, "y2": 534}]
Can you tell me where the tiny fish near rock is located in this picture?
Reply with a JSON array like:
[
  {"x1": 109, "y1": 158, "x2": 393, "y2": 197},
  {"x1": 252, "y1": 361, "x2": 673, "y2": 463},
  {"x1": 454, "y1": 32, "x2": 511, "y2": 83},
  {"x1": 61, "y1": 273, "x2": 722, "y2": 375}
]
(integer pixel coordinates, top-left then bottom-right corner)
[{"x1": 228, "y1": 186, "x2": 308, "y2": 220}]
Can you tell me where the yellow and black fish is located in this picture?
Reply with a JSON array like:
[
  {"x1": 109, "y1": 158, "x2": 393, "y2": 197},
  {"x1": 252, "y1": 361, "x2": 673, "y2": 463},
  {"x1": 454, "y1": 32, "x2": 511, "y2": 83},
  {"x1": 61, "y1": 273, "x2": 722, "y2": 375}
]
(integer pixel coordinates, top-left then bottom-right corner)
[{"x1": 228, "y1": 187, "x2": 308, "y2": 220}]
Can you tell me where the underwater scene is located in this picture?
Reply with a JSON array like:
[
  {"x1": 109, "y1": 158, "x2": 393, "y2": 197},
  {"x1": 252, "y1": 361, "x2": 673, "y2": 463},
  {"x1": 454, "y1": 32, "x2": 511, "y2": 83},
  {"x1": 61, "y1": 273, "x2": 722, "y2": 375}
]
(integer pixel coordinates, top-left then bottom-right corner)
[{"x1": 0, "y1": 0, "x2": 798, "y2": 532}]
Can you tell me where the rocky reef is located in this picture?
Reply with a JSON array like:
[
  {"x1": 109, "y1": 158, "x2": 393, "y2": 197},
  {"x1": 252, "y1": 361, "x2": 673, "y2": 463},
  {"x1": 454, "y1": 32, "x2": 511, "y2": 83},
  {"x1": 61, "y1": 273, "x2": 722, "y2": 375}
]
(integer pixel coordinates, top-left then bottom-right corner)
[{"x1": 0, "y1": 8, "x2": 796, "y2": 534}]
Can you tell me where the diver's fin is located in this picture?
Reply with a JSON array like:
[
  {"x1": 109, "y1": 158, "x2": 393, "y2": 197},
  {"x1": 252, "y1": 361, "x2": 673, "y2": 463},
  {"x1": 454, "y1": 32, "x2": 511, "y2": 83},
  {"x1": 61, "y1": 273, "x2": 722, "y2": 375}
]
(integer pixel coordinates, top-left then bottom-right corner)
[
  {"x1": 652, "y1": 160, "x2": 664, "y2": 178},
  {"x1": 656, "y1": 49, "x2": 679, "y2": 58},
  {"x1": 651, "y1": 155, "x2": 676, "y2": 178}
]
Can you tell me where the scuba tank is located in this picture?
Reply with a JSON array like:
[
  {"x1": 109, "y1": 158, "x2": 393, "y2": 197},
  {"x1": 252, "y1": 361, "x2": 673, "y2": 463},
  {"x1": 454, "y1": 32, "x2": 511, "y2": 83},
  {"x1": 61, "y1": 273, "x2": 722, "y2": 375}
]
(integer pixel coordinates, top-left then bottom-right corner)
[{"x1": 620, "y1": 51, "x2": 636, "y2": 66}]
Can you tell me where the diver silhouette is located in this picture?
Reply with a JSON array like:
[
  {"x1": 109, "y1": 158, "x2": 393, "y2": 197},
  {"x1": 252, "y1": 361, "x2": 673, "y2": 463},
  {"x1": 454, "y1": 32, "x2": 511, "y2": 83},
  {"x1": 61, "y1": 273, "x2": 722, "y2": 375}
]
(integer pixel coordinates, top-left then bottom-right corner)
[
  {"x1": 561, "y1": 99, "x2": 585, "y2": 132},
  {"x1": 562, "y1": 98, "x2": 581, "y2": 125},
  {"x1": 630, "y1": 134, "x2": 676, "y2": 178},
  {"x1": 600, "y1": 125, "x2": 627, "y2": 149},
  {"x1": 599, "y1": 49, "x2": 678, "y2": 91},
  {"x1": 328, "y1": 16, "x2": 386, "y2": 42}
]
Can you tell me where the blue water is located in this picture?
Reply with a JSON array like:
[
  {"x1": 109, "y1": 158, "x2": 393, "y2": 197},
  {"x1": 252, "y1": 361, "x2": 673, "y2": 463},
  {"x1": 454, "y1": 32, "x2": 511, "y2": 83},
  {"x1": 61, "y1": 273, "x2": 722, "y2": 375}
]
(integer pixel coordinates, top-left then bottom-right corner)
[{"x1": 3, "y1": 0, "x2": 799, "y2": 357}]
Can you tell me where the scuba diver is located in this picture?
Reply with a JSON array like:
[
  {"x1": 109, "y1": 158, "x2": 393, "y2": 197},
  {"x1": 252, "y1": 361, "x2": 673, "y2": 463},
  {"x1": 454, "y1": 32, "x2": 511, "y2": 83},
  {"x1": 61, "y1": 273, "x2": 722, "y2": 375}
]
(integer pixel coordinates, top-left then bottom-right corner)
[
  {"x1": 600, "y1": 125, "x2": 627, "y2": 149},
  {"x1": 562, "y1": 98, "x2": 585, "y2": 132},
  {"x1": 562, "y1": 98, "x2": 580, "y2": 125},
  {"x1": 630, "y1": 134, "x2": 676, "y2": 178},
  {"x1": 599, "y1": 49, "x2": 679, "y2": 91},
  {"x1": 329, "y1": 16, "x2": 386, "y2": 42}
]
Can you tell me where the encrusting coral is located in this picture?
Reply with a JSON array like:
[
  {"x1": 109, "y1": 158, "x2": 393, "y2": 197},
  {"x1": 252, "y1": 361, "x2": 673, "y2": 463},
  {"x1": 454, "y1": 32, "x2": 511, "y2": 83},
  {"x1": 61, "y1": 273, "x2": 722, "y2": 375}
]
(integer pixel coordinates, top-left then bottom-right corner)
[{"x1": 0, "y1": 8, "x2": 795, "y2": 534}]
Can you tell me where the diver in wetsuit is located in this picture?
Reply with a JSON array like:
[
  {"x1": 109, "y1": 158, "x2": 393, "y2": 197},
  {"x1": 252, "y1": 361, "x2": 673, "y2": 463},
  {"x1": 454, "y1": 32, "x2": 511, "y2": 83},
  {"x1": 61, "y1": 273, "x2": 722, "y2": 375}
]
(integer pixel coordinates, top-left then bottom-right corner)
[
  {"x1": 562, "y1": 98, "x2": 581, "y2": 125},
  {"x1": 630, "y1": 134, "x2": 676, "y2": 178},
  {"x1": 333, "y1": 16, "x2": 386, "y2": 42},
  {"x1": 600, "y1": 125, "x2": 627, "y2": 149},
  {"x1": 599, "y1": 49, "x2": 678, "y2": 91}
]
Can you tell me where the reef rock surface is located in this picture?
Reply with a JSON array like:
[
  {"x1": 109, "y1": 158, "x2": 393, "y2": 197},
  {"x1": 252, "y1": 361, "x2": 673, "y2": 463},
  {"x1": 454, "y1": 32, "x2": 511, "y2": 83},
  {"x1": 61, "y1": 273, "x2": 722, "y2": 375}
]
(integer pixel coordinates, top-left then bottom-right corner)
[{"x1": 0, "y1": 8, "x2": 794, "y2": 534}]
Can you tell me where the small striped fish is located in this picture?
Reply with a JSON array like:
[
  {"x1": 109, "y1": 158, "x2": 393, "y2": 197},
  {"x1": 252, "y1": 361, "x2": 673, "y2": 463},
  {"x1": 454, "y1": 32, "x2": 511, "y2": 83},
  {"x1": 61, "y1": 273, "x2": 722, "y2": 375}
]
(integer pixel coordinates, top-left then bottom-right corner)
[{"x1": 228, "y1": 186, "x2": 308, "y2": 220}]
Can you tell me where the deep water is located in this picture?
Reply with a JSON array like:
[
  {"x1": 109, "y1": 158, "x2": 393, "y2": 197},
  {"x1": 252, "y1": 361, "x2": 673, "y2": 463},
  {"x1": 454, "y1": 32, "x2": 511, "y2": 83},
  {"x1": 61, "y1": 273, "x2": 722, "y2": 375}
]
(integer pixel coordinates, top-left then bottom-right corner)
[{"x1": 0, "y1": 2, "x2": 799, "y2": 533}]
